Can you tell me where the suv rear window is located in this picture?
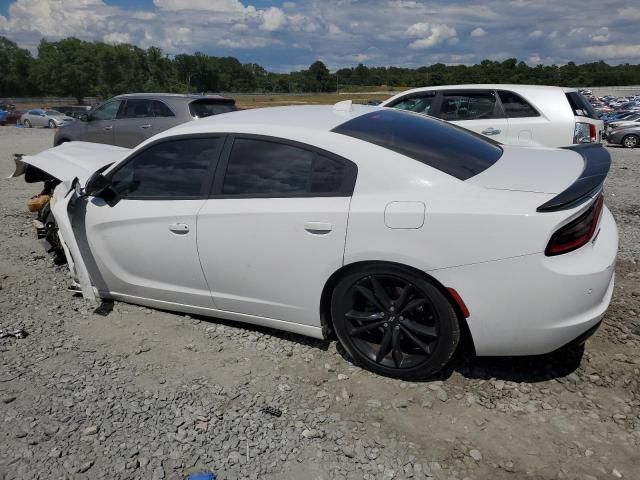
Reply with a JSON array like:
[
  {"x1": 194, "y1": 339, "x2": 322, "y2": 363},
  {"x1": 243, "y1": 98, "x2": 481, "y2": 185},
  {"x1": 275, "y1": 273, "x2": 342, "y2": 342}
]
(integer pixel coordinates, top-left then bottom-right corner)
[
  {"x1": 190, "y1": 99, "x2": 237, "y2": 118},
  {"x1": 332, "y1": 109, "x2": 502, "y2": 181},
  {"x1": 566, "y1": 92, "x2": 598, "y2": 119}
]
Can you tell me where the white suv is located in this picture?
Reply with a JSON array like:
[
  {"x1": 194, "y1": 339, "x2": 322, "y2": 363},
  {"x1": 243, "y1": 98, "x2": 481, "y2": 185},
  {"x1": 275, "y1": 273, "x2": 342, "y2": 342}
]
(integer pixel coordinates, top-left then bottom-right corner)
[{"x1": 380, "y1": 84, "x2": 603, "y2": 148}]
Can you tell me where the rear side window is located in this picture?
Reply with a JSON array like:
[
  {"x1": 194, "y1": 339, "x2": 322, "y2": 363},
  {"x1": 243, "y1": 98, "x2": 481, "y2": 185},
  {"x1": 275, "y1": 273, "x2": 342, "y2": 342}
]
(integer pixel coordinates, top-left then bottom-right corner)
[
  {"x1": 566, "y1": 92, "x2": 598, "y2": 119},
  {"x1": 190, "y1": 100, "x2": 237, "y2": 118},
  {"x1": 332, "y1": 109, "x2": 502, "y2": 181},
  {"x1": 151, "y1": 100, "x2": 175, "y2": 117},
  {"x1": 497, "y1": 90, "x2": 540, "y2": 118},
  {"x1": 437, "y1": 91, "x2": 500, "y2": 120},
  {"x1": 222, "y1": 138, "x2": 351, "y2": 196},
  {"x1": 120, "y1": 99, "x2": 153, "y2": 119},
  {"x1": 388, "y1": 92, "x2": 436, "y2": 115},
  {"x1": 110, "y1": 137, "x2": 221, "y2": 198}
]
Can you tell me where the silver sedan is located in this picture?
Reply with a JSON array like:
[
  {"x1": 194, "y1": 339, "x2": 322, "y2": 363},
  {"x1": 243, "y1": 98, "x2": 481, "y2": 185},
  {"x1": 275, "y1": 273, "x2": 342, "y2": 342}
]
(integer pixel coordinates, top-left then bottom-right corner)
[{"x1": 20, "y1": 109, "x2": 74, "y2": 129}]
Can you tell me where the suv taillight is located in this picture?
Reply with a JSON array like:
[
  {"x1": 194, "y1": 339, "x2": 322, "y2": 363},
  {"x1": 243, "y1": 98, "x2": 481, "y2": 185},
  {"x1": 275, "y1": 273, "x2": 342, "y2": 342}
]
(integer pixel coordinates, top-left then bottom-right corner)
[
  {"x1": 545, "y1": 195, "x2": 604, "y2": 256},
  {"x1": 573, "y1": 122, "x2": 597, "y2": 143}
]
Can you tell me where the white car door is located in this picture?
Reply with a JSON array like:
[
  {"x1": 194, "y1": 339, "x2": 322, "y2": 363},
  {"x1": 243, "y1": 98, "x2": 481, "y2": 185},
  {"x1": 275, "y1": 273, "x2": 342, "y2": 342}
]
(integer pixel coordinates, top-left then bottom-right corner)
[
  {"x1": 197, "y1": 136, "x2": 356, "y2": 326},
  {"x1": 496, "y1": 89, "x2": 551, "y2": 147},
  {"x1": 83, "y1": 136, "x2": 223, "y2": 308},
  {"x1": 437, "y1": 90, "x2": 509, "y2": 144}
]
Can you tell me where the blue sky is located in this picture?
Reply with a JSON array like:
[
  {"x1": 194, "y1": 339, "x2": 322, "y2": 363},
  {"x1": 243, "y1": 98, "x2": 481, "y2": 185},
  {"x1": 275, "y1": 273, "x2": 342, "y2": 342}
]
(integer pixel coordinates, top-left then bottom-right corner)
[{"x1": 1, "y1": 0, "x2": 639, "y2": 72}]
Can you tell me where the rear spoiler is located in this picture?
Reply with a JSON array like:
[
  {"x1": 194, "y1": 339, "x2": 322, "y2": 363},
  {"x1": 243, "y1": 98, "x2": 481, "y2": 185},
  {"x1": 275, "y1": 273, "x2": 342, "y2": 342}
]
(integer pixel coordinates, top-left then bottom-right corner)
[{"x1": 536, "y1": 144, "x2": 610, "y2": 212}]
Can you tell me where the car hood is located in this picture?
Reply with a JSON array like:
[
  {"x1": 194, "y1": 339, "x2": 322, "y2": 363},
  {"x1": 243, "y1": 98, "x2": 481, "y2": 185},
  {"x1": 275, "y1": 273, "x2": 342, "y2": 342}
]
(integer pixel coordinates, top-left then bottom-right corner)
[
  {"x1": 10, "y1": 141, "x2": 130, "y2": 183},
  {"x1": 466, "y1": 145, "x2": 584, "y2": 195}
]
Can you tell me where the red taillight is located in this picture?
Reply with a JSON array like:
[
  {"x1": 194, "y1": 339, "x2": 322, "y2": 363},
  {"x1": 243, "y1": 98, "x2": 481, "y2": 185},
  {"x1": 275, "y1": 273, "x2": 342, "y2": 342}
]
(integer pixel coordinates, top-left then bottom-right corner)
[
  {"x1": 545, "y1": 195, "x2": 604, "y2": 256},
  {"x1": 589, "y1": 123, "x2": 597, "y2": 142}
]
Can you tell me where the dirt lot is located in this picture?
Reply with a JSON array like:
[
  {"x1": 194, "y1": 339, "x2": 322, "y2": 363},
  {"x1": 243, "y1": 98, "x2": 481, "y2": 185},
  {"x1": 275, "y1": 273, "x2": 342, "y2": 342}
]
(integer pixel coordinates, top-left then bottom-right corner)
[{"x1": 0, "y1": 126, "x2": 639, "y2": 480}]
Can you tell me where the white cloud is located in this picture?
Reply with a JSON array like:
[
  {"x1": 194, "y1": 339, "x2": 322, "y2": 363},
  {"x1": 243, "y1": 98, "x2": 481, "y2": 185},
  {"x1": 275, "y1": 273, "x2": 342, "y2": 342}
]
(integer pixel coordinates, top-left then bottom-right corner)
[
  {"x1": 470, "y1": 27, "x2": 487, "y2": 37},
  {"x1": 547, "y1": 31, "x2": 557, "y2": 39},
  {"x1": 260, "y1": 7, "x2": 287, "y2": 31},
  {"x1": 153, "y1": 0, "x2": 246, "y2": 12},
  {"x1": 528, "y1": 30, "x2": 543, "y2": 38},
  {"x1": 617, "y1": 7, "x2": 640, "y2": 20},
  {"x1": 584, "y1": 44, "x2": 640, "y2": 59},
  {"x1": 590, "y1": 26, "x2": 609, "y2": 42},
  {"x1": 407, "y1": 23, "x2": 457, "y2": 49},
  {"x1": 103, "y1": 31, "x2": 131, "y2": 44},
  {"x1": 527, "y1": 53, "x2": 541, "y2": 64}
]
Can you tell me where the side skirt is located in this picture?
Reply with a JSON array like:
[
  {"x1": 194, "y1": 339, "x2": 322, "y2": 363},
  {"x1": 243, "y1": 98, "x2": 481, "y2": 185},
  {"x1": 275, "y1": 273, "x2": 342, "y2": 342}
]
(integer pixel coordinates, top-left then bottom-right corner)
[{"x1": 107, "y1": 292, "x2": 326, "y2": 340}]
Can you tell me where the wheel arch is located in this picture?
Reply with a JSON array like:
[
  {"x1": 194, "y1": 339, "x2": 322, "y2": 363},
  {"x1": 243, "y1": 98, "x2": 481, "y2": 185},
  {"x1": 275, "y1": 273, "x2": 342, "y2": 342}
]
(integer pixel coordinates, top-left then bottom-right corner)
[{"x1": 319, "y1": 260, "x2": 476, "y2": 355}]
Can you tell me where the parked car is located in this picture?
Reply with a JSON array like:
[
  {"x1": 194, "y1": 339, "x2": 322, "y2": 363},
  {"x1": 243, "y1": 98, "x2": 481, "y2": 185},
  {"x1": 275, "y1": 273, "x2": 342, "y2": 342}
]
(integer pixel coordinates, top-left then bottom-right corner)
[
  {"x1": 20, "y1": 109, "x2": 74, "y2": 128},
  {"x1": 13, "y1": 103, "x2": 616, "y2": 379},
  {"x1": 54, "y1": 93, "x2": 237, "y2": 148},
  {"x1": 606, "y1": 124, "x2": 640, "y2": 148},
  {"x1": 605, "y1": 113, "x2": 640, "y2": 133},
  {"x1": 0, "y1": 108, "x2": 6, "y2": 126},
  {"x1": 6, "y1": 109, "x2": 24, "y2": 125},
  {"x1": 380, "y1": 84, "x2": 604, "y2": 147}
]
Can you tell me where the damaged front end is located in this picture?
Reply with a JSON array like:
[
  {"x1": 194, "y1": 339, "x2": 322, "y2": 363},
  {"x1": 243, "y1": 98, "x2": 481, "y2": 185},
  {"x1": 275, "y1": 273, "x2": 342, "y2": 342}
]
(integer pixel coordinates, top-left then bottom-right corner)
[{"x1": 10, "y1": 142, "x2": 130, "y2": 302}]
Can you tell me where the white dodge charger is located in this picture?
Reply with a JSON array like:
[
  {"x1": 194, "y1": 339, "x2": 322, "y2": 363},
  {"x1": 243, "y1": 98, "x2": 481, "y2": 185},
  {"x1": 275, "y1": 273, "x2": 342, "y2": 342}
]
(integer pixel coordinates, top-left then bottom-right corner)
[{"x1": 14, "y1": 102, "x2": 617, "y2": 379}]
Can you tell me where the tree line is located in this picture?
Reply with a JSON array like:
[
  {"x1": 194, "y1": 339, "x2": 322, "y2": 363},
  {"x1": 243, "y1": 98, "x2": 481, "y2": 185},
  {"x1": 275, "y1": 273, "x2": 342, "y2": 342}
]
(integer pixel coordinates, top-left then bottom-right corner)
[{"x1": 2, "y1": 35, "x2": 640, "y2": 103}]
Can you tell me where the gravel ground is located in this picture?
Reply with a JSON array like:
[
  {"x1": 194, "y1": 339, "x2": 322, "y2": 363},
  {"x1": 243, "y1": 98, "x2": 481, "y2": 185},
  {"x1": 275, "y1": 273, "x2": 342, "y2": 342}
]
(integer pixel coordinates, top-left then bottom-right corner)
[{"x1": 0, "y1": 126, "x2": 639, "y2": 480}]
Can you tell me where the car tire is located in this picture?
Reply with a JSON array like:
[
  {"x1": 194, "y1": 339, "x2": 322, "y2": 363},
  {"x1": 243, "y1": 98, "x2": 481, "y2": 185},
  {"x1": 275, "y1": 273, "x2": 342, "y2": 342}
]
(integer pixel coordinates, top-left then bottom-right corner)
[
  {"x1": 48, "y1": 119, "x2": 56, "y2": 129},
  {"x1": 331, "y1": 264, "x2": 460, "y2": 379},
  {"x1": 622, "y1": 134, "x2": 639, "y2": 148},
  {"x1": 23, "y1": 119, "x2": 31, "y2": 128}
]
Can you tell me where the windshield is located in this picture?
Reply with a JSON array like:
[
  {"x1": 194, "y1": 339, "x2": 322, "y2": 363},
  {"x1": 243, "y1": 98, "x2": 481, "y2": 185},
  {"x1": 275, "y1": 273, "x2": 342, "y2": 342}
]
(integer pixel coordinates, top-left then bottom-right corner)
[{"x1": 332, "y1": 109, "x2": 503, "y2": 181}]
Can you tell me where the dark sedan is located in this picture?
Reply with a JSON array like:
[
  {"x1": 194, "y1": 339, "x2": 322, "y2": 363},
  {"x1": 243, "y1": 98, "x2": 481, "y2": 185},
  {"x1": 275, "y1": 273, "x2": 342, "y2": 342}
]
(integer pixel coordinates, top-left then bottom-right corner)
[{"x1": 606, "y1": 125, "x2": 640, "y2": 148}]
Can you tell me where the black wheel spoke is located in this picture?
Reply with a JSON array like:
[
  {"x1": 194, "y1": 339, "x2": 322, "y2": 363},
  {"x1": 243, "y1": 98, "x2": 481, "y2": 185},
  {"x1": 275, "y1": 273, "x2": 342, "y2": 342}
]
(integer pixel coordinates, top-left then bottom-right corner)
[
  {"x1": 349, "y1": 319, "x2": 387, "y2": 336},
  {"x1": 345, "y1": 311, "x2": 384, "y2": 322},
  {"x1": 402, "y1": 319, "x2": 437, "y2": 338},
  {"x1": 391, "y1": 327, "x2": 403, "y2": 368},
  {"x1": 356, "y1": 285, "x2": 385, "y2": 310},
  {"x1": 375, "y1": 327, "x2": 393, "y2": 362},
  {"x1": 369, "y1": 276, "x2": 391, "y2": 309},
  {"x1": 400, "y1": 298, "x2": 427, "y2": 315},
  {"x1": 395, "y1": 284, "x2": 412, "y2": 310},
  {"x1": 400, "y1": 325, "x2": 432, "y2": 355}
]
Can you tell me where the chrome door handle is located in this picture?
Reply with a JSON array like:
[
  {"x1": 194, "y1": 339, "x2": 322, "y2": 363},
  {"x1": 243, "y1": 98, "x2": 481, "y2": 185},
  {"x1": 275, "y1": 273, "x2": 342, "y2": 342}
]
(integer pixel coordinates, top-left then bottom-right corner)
[
  {"x1": 169, "y1": 222, "x2": 189, "y2": 234},
  {"x1": 140, "y1": 124, "x2": 152, "y2": 129},
  {"x1": 481, "y1": 128, "x2": 501, "y2": 135},
  {"x1": 104, "y1": 126, "x2": 113, "y2": 131},
  {"x1": 304, "y1": 222, "x2": 332, "y2": 234}
]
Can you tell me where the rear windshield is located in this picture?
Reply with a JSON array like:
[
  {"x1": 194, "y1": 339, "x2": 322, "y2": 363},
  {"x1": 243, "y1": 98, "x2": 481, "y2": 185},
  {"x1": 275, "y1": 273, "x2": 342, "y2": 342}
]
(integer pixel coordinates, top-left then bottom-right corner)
[
  {"x1": 332, "y1": 109, "x2": 503, "y2": 180},
  {"x1": 565, "y1": 92, "x2": 598, "y2": 119},
  {"x1": 189, "y1": 99, "x2": 237, "y2": 118}
]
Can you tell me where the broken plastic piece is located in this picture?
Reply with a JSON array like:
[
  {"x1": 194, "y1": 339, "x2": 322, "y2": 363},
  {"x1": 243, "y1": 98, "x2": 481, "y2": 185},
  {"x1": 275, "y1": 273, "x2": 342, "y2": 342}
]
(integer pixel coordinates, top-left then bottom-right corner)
[
  {"x1": 0, "y1": 328, "x2": 28, "y2": 340},
  {"x1": 186, "y1": 472, "x2": 216, "y2": 480},
  {"x1": 94, "y1": 300, "x2": 114, "y2": 317},
  {"x1": 262, "y1": 406, "x2": 283, "y2": 417}
]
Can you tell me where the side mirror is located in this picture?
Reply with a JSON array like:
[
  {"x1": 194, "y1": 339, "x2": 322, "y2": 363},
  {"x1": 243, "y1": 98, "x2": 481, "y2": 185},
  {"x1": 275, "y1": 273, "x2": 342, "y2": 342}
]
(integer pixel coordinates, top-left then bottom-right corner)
[{"x1": 84, "y1": 171, "x2": 111, "y2": 197}]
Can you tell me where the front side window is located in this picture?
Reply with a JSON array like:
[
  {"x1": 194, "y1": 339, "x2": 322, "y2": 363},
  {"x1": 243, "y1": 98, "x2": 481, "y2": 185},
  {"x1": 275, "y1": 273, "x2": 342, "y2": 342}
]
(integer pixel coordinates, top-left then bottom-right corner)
[
  {"x1": 437, "y1": 91, "x2": 499, "y2": 121},
  {"x1": 498, "y1": 91, "x2": 540, "y2": 118},
  {"x1": 110, "y1": 137, "x2": 221, "y2": 198},
  {"x1": 389, "y1": 93, "x2": 436, "y2": 115},
  {"x1": 222, "y1": 138, "x2": 349, "y2": 196},
  {"x1": 120, "y1": 99, "x2": 153, "y2": 119},
  {"x1": 91, "y1": 100, "x2": 122, "y2": 121}
]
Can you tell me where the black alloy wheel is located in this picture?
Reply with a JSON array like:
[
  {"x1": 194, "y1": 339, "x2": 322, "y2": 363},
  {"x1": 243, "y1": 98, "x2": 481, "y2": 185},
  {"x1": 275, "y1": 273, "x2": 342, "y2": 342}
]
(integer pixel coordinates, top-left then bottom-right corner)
[{"x1": 331, "y1": 265, "x2": 460, "y2": 379}]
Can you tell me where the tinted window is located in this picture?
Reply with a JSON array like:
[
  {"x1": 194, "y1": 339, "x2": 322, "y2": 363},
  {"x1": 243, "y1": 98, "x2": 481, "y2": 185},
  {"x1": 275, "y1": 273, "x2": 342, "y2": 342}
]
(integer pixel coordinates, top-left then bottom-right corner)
[
  {"x1": 120, "y1": 99, "x2": 153, "y2": 119},
  {"x1": 566, "y1": 92, "x2": 598, "y2": 119},
  {"x1": 389, "y1": 93, "x2": 436, "y2": 115},
  {"x1": 190, "y1": 100, "x2": 237, "y2": 118},
  {"x1": 332, "y1": 109, "x2": 502, "y2": 181},
  {"x1": 497, "y1": 90, "x2": 539, "y2": 118},
  {"x1": 223, "y1": 138, "x2": 348, "y2": 196},
  {"x1": 151, "y1": 100, "x2": 175, "y2": 117},
  {"x1": 110, "y1": 138, "x2": 220, "y2": 198},
  {"x1": 438, "y1": 91, "x2": 499, "y2": 120},
  {"x1": 91, "y1": 100, "x2": 122, "y2": 121}
]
